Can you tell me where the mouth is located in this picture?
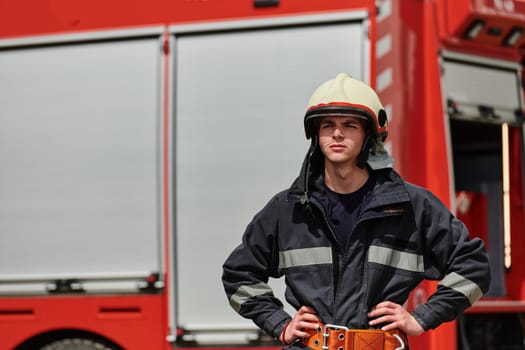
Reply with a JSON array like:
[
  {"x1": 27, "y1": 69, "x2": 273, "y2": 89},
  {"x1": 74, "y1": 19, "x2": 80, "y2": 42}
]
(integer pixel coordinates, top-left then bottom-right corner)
[{"x1": 329, "y1": 143, "x2": 346, "y2": 150}]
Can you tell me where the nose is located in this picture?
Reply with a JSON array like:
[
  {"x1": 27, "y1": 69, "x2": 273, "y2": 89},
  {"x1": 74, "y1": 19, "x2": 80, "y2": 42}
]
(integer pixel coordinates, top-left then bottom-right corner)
[{"x1": 333, "y1": 127, "x2": 344, "y2": 139}]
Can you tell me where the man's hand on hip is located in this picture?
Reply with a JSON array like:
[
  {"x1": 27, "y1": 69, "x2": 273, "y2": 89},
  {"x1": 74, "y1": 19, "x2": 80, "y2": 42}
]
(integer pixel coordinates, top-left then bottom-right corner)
[
  {"x1": 280, "y1": 306, "x2": 321, "y2": 344},
  {"x1": 368, "y1": 301, "x2": 424, "y2": 336}
]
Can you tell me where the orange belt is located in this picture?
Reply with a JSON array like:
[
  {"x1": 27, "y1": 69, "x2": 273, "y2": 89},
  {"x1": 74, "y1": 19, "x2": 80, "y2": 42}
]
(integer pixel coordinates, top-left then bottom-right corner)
[{"x1": 300, "y1": 324, "x2": 407, "y2": 350}]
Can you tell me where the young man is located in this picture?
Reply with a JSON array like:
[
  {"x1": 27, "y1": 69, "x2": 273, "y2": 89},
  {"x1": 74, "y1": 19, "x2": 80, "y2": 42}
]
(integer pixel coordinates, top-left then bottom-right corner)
[{"x1": 222, "y1": 73, "x2": 490, "y2": 349}]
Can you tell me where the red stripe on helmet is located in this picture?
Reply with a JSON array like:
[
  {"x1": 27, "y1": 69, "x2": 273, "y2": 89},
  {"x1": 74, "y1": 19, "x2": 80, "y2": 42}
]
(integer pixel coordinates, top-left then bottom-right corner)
[{"x1": 307, "y1": 102, "x2": 378, "y2": 122}]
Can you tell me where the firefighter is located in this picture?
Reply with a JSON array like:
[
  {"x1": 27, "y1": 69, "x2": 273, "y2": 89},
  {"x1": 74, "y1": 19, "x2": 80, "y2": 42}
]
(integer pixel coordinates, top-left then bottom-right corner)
[{"x1": 222, "y1": 73, "x2": 491, "y2": 349}]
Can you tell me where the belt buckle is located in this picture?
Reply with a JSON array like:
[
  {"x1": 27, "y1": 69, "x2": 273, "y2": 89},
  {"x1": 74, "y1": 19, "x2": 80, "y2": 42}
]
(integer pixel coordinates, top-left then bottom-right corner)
[
  {"x1": 322, "y1": 324, "x2": 348, "y2": 350},
  {"x1": 392, "y1": 333, "x2": 405, "y2": 350}
]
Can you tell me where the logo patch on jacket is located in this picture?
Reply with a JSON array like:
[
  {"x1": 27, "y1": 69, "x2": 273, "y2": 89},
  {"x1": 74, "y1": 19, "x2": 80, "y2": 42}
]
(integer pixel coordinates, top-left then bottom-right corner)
[{"x1": 381, "y1": 206, "x2": 406, "y2": 215}]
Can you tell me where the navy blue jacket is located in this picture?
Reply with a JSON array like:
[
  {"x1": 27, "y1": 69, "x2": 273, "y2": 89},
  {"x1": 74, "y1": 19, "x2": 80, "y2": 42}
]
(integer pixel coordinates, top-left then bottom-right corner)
[{"x1": 222, "y1": 147, "x2": 490, "y2": 341}]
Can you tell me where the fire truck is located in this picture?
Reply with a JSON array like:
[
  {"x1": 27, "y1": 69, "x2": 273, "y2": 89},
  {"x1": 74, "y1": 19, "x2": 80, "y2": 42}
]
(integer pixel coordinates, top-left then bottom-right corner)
[{"x1": 0, "y1": 0, "x2": 524, "y2": 349}]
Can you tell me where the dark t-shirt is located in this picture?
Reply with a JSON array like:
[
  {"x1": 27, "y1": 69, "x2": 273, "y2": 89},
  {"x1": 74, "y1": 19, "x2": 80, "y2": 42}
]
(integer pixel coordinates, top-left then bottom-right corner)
[{"x1": 324, "y1": 172, "x2": 376, "y2": 250}]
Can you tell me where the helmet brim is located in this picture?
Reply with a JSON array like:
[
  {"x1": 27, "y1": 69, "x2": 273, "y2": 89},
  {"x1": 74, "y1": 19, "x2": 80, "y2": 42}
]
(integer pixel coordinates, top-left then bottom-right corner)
[{"x1": 304, "y1": 106, "x2": 375, "y2": 139}]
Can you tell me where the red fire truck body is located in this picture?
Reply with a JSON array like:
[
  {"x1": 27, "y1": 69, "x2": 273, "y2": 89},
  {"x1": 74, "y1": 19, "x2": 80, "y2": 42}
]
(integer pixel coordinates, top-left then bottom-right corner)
[
  {"x1": 0, "y1": 1, "x2": 524, "y2": 350},
  {"x1": 375, "y1": 1, "x2": 525, "y2": 348}
]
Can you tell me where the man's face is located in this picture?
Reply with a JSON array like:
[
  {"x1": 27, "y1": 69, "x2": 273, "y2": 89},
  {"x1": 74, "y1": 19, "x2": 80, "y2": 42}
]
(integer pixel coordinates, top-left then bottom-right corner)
[{"x1": 318, "y1": 115, "x2": 367, "y2": 166}]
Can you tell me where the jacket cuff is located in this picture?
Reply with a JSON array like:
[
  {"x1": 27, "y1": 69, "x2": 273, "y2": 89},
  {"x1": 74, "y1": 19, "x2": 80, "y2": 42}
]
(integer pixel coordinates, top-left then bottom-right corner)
[
  {"x1": 412, "y1": 304, "x2": 439, "y2": 331},
  {"x1": 264, "y1": 310, "x2": 292, "y2": 339}
]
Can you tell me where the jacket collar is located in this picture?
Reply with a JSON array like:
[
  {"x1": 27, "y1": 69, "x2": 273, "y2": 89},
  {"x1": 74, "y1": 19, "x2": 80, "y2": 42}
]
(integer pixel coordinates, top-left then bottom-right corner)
[{"x1": 289, "y1": 142, "x2": 409, "y2": 209}]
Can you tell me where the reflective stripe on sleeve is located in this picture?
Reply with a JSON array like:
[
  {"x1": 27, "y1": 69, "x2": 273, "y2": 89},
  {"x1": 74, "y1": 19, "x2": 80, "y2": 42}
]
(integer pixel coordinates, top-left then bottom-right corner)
[
  {"x1": 278, "y1": 247, "x2": 332, "y2": 270},
  {"x1": 438, "y1": 272, "x2": 483, "y2": 305},
  {"x1": 229, "y1": 282, "x2": 274, "y2": 313},
  {"x1": 368, "y1": 245, "x2": 424, "y2": 272}
]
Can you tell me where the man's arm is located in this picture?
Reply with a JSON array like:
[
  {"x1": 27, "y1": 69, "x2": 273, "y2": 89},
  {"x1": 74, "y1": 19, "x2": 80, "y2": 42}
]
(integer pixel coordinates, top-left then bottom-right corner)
[
  {"x1": 222, "y1": 197, "x2": 292, "y2": 339},
  {"x1": 405, "y1": 190, "x2": 491, "y2": 331}
]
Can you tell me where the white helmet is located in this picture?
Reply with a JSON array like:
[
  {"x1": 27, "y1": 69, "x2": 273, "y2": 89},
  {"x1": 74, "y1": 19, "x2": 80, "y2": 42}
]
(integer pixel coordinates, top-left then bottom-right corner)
[{"x1": 304, "y1": 73, "x2": 388, "y2": 141}]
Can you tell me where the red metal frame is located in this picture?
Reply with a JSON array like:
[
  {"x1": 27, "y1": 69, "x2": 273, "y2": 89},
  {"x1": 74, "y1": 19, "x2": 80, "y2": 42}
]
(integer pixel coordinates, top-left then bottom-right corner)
[
  {"x1": 0, "y1": 0, "x2": 373, "y2": 39},
  {"x1": 162, "y1": 30, "x2": 173, "y2": 346},
  {"x1": 0, "y1": 295, "x2": 166, "y2": 350}
]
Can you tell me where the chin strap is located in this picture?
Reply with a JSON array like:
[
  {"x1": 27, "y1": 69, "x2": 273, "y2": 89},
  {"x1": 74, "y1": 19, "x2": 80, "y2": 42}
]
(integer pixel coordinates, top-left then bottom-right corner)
[{"x1": 356, "y1": 135, "x2": 375, "y2": 169}]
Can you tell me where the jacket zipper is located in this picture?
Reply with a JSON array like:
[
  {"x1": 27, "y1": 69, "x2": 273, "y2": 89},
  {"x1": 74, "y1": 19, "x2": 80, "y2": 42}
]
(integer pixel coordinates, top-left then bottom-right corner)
[{"x1": 308, "y1": 195, "x2": 343, "y2": 320}]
